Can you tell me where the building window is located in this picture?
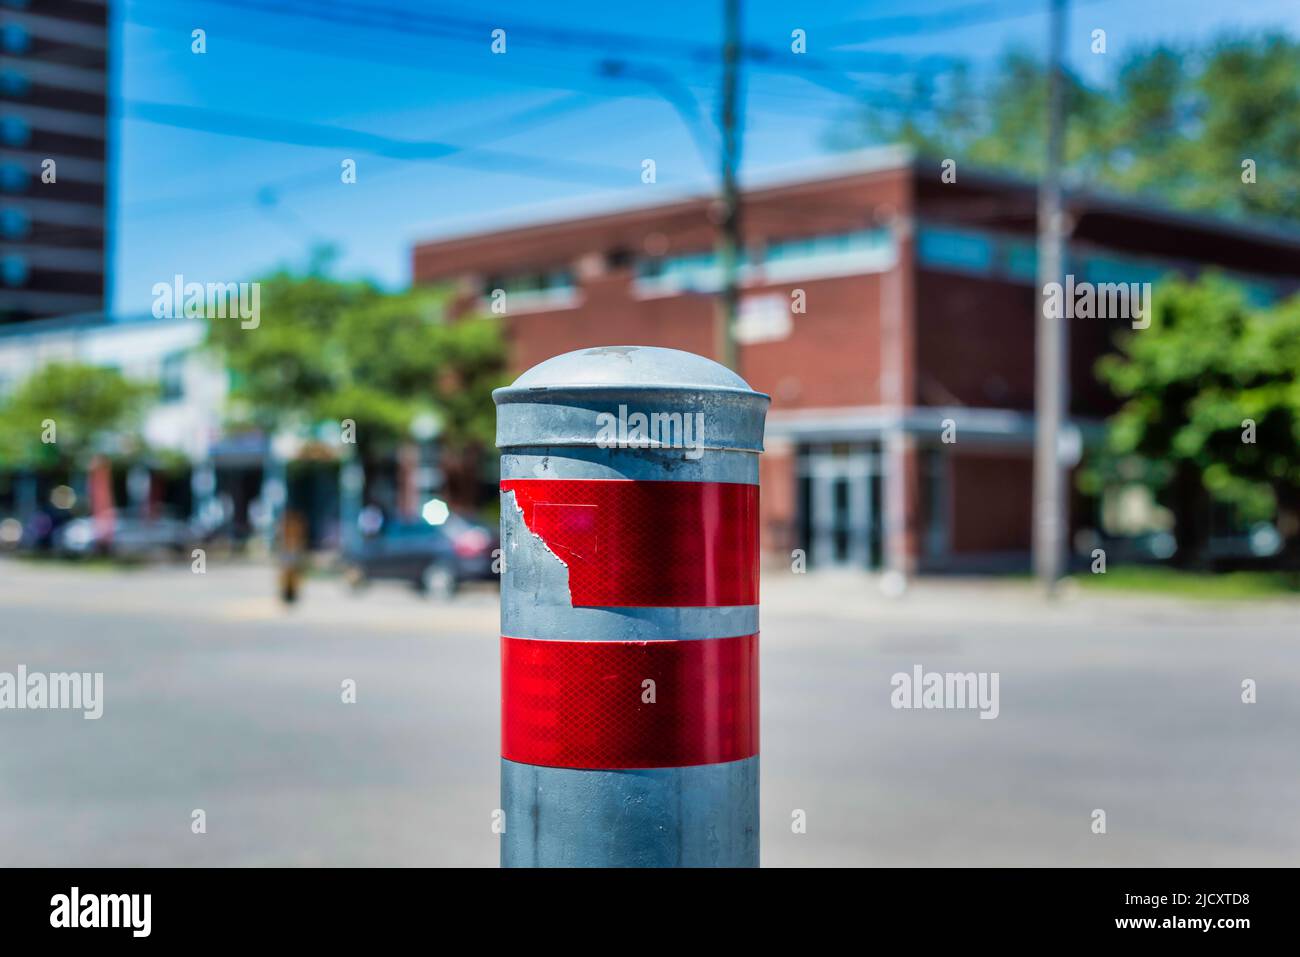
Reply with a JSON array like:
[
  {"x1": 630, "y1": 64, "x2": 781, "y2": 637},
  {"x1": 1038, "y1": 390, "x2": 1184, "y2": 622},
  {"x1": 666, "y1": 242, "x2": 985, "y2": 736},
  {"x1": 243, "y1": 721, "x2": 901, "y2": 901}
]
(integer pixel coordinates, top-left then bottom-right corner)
[
  {"x1": 0, "y1": 163, "x2": 27, "y2": 192},
  {"x1": 734, "y1": 293, "x2": 791, "y2": 344},
  {"x1": 160, "y1": 352, "x2": 186, "y2": 402},
  {"x1": 1001, "y1": 238, "x2": 1038, "y2": 284},
  {"x1": 1, "y1": 254, "x2": 28, "y2": 286},
  {"x1": 0, "y1": 116, "x2": 30, "y2": 147},
  {"x1": 0, "y1": 207, "x2": 30, "y2": 238},
  {"x1": 917, "y1": 221, "x2": 1287, "y2": 303},
  {"x1": 764, "y1": 228, "x2": 888, "y2": 263},
  {"x1": 761, "y1": 227, "x2": 895, "y2": 281},
  {"x1": 635, "y1": 251, "x2": 724, "y2": 294},
  {"x1": 917, "y1": 225, "x2": 995, "y2": 275},
  {"x1": 922, "y1": 448, "x2": 949, "y2": 561},
  {"x1": 635, "y1": 227, "x2": 898, "y2": 295},
  {"x1": 481, "y1": 269, "x2": 577, "y2": 312},
  {"x1": 1082, "y1": 253, "x2": 1169, "y2": 288},
  {"x1": 1, "y1": 24, "x2": 29, "y2": 55},
  {"x1": 0, "y1": 70, "x2": 29, "y2": 96}
]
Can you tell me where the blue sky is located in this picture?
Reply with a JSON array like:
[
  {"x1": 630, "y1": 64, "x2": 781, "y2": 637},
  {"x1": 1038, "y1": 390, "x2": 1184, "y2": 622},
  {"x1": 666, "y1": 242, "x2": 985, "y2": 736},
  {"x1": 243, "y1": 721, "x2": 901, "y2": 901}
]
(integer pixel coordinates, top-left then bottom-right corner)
[{"x1": 112, "y1": 0, "x2": 1300, "y2": 314}]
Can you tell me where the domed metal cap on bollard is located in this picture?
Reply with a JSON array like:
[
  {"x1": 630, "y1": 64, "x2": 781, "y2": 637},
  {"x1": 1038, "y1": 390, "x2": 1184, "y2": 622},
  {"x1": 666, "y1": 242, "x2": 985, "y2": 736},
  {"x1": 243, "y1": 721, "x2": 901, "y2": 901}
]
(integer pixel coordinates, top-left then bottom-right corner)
[{"x1": 493, "y1": 345, "x2": 769, "y2": 454}]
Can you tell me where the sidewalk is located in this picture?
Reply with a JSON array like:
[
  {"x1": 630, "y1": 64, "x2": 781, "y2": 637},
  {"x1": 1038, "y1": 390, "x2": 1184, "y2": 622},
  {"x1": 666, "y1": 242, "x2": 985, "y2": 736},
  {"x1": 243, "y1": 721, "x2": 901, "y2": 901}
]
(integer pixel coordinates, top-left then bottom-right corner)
[{"x1": 6, "y1": 555, "x2": 1295, "y2": 635}]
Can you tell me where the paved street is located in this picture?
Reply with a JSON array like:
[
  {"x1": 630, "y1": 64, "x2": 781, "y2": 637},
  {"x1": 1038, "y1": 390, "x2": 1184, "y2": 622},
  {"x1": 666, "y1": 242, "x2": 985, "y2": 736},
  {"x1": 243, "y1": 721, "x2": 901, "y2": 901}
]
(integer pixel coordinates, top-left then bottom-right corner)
[{"x1": 1, "y1": 556, "x2": 1297, "y2": 866}]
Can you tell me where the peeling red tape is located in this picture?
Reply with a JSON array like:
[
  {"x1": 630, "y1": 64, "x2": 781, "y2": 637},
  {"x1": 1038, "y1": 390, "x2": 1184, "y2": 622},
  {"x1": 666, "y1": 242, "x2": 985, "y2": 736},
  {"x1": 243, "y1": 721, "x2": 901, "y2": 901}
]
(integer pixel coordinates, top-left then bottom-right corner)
[
  {"x1": 501, "y1": 634, "x2": 759, "y2": 769},
  {"x1": 501, "y1": 478, "x2": 758, "y2": 607}
]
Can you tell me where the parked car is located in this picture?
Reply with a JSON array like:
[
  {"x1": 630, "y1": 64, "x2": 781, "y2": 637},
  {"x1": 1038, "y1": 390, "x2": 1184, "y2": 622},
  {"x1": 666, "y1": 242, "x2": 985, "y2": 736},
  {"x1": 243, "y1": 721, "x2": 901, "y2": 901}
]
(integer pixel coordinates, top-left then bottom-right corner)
[
  {"x1": 341, "y1": 513, "x2": 497, "y2": 599},
  {"x1": 17, "y1": 507, "x2": 72, "y2": 553},
  {"x1": 52, "y1": 509, "x2": 197, "y2": 561}
]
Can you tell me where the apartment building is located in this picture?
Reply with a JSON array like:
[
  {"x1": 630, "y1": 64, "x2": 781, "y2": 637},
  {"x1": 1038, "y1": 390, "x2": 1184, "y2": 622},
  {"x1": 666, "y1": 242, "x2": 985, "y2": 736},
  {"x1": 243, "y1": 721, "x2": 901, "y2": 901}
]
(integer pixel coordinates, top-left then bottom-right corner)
[{"x1": 0, "y1": 0, "x2": 109, "y2": 322}]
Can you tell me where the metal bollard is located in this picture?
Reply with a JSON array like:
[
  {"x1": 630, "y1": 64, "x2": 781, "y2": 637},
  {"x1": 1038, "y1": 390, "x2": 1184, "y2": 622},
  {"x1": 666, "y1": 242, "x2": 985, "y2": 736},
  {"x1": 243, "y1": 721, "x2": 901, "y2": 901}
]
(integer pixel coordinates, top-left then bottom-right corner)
[{"x1": 495, "y1": 345, "x2": 769, "y2": 867}]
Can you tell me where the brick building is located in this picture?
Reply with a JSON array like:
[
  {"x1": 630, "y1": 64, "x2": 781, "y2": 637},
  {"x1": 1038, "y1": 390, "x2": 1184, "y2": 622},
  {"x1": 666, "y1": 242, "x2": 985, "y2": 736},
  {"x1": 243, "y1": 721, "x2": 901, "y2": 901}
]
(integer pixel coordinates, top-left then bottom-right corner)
[{"x1": 413, "y1": 147, "x2": 1300, "y2": 573}]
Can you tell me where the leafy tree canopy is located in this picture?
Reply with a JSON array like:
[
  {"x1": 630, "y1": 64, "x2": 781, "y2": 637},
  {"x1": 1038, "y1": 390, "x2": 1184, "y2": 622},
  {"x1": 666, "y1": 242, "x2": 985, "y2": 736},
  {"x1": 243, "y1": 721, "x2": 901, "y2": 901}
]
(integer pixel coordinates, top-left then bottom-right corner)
[
  {"x1": 828, "y1": 32, "x2": 1300, "y2": 224},
  {"x1": 206, "y1": 249, "x2": 508, "y2": 459},
  {"x1": 1091, "y1": 274, "x2": 1300, "y2": 528},
  {"x1": 0, "y1": 362, "x2": 152, "y2": 469}
]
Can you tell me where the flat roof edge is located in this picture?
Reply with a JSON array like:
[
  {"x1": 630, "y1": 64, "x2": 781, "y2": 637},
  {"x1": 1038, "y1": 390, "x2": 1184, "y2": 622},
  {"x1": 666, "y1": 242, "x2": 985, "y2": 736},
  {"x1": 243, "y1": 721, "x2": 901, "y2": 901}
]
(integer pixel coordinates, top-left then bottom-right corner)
[{"x1": 412, "y1": 145, "x2": 915, "y2": 253}]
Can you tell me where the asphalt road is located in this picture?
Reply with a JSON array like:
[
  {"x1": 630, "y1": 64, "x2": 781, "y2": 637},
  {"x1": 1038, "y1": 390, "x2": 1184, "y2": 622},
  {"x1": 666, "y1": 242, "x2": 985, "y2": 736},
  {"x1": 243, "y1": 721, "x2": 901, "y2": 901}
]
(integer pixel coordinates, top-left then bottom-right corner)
[{"x1": 1, "y1": 557, "x2": 1297, "y2": 866}]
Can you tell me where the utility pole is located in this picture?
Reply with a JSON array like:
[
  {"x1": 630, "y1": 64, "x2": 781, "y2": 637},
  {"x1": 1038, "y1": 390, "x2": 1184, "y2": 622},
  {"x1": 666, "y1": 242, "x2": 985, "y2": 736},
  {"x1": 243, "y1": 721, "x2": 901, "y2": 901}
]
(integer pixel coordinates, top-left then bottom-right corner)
[
  {"x1": 600, "y1": 2, "x2": 743, "y2": 371},
  {"x1": 716, "y1": 0, "x2": 743, "y2": 373},
  {"x1": 1033, "y1": 0, "x2": 1069, "y2": 592}
]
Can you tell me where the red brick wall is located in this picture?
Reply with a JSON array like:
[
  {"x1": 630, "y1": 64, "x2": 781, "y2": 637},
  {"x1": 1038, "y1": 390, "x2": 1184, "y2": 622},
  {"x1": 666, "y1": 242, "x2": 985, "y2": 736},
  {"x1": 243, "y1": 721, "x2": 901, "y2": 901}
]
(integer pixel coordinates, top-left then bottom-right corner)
[
  {"x1": 914, "y1": 269, "x2": 1118, "y2": 416},
  {"x1": 415, "y1": 166, "x2": 914, "y2": 416},
  {"x1": 947, "y1": 449, "x2": 1034, "y2": 554},
  {"x1": 740, "y1": 274, "x2": 886, "y2": 409},
  {"x1": 915, "y1": 271, "x2": 1035, "y2": 409},
  {"x1": 504, "y1": 277, "x2": 717, "y2": 376},
  {"x1": 758, "y1": 440, "x2": 796, "y2": 563},
  {"x1": 491, "y1": 270, "x2": 891, "y2": 413}
]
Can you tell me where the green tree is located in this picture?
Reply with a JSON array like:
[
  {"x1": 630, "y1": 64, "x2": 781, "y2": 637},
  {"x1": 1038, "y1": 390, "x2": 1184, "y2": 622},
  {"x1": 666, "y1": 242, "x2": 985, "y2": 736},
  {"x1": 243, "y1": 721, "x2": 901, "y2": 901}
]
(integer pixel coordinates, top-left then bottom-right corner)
[
  {"x1": 829, "y1": 33, "x2": 1300, "y2": 224},
  {"x1": 206, "y1": 256, "x2": 508, "y2": 507},
  {"x1": 0, "y1": 362, "x2": 152, "y2": 472},
  {"x1": 1091, "y1": 275, "x2": 1300, "y2": 561}
]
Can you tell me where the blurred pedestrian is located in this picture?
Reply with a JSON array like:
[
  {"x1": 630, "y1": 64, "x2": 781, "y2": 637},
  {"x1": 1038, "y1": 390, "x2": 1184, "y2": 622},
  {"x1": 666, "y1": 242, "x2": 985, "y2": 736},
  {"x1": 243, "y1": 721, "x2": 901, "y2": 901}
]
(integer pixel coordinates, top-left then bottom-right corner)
[{"x1": 277, "y1": 509, "x2": 308, "y2": 605}]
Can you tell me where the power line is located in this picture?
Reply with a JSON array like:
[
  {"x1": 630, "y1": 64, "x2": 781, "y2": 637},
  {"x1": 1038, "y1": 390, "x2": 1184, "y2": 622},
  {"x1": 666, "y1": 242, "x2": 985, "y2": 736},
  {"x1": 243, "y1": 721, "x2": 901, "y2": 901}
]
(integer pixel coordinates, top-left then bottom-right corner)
[
  {"x1": 129, "y1": 0, "x2": 1101, "y2": 119},
  {"x1": 140, "y1": 0, "x2": 961, "y2": 145},
  {"x1": 175, "y1": 0, "x2": 958, "y2": 76},
  {"x1": 126, "y1": 0, "x2": 950, "y2": 136},
  {"x1": 127, "y1": 0, "x2": 949, "y2": 112},
  {"x1": 122, "y1": 10, "x2": 946, "y2": 152},
  {"x1": 597, "y1": 60, "x2": 718, "y2": 166},
  {"x1": 121, "y1": 2, "x2": 867, "y2": 129},
  {"x1": 123, "y1": 99, "x2": 636, "y2": 187},
  {"x1": 122, "y1": 2, "x2": 674, "y2": 99},
  {"x1": 824, "y1": 0, "x2": 1107, "y2": 46},
  {"x1": 119, "y1": 1, "x2": 946, "y2": 216},
  {"x1": 112, "y1": 0, "x2": 996, "y2": 237},
  {"x1": 121, "y1": 92, "x2": 611, "y2": 217}
]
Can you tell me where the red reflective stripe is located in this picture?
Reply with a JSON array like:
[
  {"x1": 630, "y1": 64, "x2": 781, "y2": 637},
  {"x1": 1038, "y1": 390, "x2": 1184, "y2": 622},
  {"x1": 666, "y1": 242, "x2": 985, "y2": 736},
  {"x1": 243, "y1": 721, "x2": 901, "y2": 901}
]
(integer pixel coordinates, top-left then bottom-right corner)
[
  {"x1": 501, "y1": 634, "x2": 759, "y2": 770},
  {"x1": 501, "y1": 479, "x2": 758, "y2": 607}
]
